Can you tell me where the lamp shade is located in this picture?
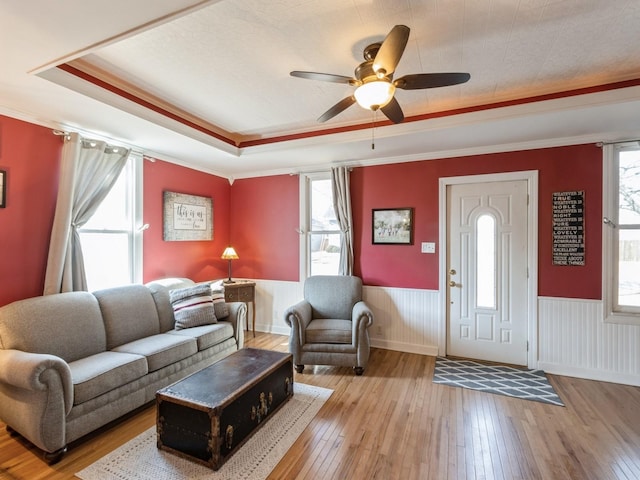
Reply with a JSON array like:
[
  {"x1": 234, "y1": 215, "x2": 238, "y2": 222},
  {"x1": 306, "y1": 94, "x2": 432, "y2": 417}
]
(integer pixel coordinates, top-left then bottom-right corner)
[
  {"x1": 221, "y1": 246, "x2": 239, "y2": 260},
  {"x1": 354, "y1": 80, "x2": 396, "y2": 110}
]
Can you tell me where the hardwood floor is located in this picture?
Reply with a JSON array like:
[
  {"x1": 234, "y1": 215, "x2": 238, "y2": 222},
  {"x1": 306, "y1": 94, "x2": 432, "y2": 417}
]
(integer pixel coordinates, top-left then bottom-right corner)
[{"x1": 1, "y1": 332, "x2": 640, "y2": 479}]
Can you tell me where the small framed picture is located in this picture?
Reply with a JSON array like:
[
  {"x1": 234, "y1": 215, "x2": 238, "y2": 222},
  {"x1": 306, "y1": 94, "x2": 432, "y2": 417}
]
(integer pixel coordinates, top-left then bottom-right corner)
[
  {"x1": 0, "y1": 170, "x2": 5, "y2": 208},
  {"x1": 372, "y1": 208, "x2": 414, "y2": 245}
]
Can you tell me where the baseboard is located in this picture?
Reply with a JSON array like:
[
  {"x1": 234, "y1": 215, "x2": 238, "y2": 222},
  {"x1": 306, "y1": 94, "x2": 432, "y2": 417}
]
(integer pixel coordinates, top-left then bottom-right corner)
[
  {"x1": 538, "y1": 362, "x2": 640, "y2": 387},
  {"x1": 370, "y1": 338, "x2": 438, "y2": 356},
  {"x1": 254, "y1": 324, "x2": 290, "y2": 336}
]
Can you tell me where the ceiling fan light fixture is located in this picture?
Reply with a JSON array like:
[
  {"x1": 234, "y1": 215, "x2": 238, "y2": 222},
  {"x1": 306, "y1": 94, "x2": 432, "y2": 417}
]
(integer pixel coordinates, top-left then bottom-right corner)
[{"x1": 354, "y1": 80, "x2": 395, "y2": 111}]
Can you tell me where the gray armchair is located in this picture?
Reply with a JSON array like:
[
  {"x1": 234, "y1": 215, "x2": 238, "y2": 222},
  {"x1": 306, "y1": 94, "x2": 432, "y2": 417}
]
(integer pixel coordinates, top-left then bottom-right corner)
[{"x1": 284, "y1": 275, "x2": 374, "y2": 375}]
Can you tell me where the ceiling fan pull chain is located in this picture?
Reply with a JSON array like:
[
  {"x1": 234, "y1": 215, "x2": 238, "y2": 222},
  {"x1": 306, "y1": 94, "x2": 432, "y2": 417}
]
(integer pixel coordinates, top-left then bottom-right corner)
[{"x1": 371, "y1": 110, "x2": 376, "y2": 150}]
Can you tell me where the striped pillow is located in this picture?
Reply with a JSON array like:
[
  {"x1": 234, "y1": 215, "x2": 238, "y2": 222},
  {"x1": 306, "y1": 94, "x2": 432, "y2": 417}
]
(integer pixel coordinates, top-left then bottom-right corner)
[
  {"x1": 170, "y1": 283, "x2": 217, "y2": 330},
  {"x1": 210, "y1": 281, "x2": 229, "y2": 319}
]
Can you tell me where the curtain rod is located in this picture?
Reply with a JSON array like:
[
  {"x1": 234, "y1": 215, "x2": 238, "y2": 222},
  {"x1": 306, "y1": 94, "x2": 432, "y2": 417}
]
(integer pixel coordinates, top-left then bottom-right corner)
[
  {"x1": 290, "y1": 167, "x2": 354, "y2": 176},
  {"x1": 596, "y1": 139, "x2": 640, "y2": 147},
  {"x1": 51, "y1": 129, "x2": 152, "y2": 160}
]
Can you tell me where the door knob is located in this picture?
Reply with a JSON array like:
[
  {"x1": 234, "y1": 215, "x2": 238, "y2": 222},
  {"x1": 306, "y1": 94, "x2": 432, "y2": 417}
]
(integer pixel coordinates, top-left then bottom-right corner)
[{"x1": 449, "y1": 280, "x2": 457, "y2": 287}]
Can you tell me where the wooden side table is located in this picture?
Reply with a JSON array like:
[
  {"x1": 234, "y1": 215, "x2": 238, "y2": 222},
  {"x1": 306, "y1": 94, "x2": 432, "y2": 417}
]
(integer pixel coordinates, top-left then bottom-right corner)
[{"x1": 224, "y1": 280, "x2": 256, "y2": 337}]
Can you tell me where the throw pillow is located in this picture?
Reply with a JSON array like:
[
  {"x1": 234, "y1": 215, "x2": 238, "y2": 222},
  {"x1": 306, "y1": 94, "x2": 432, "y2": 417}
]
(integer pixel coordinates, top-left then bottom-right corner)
[
  {"x1": 170, "y1": 283, "x2": 217, "y2": 330},
  {"x1": 211, "y1": 281, "x2": 229, "y2": 319}
]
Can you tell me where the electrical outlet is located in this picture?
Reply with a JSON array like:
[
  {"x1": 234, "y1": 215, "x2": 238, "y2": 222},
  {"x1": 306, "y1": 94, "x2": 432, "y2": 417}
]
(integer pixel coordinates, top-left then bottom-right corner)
[{"x1": 376, "y1": 325, "x2": 382, "y2": 335}]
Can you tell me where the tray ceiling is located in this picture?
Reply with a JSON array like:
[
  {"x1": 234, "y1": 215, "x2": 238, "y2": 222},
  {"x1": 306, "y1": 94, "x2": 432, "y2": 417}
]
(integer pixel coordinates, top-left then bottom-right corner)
[{"x1": 2, "y1": 0, "x2": 640, "y2": 178}]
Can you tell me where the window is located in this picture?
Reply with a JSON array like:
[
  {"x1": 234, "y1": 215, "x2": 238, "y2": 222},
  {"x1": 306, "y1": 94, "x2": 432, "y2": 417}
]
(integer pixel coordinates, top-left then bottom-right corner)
[
  {"x1": 476, "y1": 213, "x2": 497, "y2": 309},
  {"x1": 300, "y1": 173, "x2": 341, "y2": 277},
  {"x1": 78, "y1": 153, "x2": 143, "y2": 291},
  {"x1": 603, "y1": 142, "x2": 640, "y2": 324}
]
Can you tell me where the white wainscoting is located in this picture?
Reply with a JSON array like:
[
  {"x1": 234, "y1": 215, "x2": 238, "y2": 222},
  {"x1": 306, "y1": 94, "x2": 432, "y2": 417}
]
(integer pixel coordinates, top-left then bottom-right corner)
[
  {"x1": 251, "y1": 280, "x2": 640, "y2": 386},
  {"x1": 538, "y1": 297, "x2": 640, "y2": 386}
]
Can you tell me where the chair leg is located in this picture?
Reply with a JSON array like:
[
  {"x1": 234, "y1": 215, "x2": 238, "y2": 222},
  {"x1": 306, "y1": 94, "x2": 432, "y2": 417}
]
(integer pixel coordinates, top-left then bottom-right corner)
[
  {"x1": 295, "y1": 364, "x2": 305, "y2": 373},
  {"x1": 354, "y1": 366, "x2": 364, "y2": 376},
  {"x1": 43, "y1": 445, "x2": 67, "y2": 464}
]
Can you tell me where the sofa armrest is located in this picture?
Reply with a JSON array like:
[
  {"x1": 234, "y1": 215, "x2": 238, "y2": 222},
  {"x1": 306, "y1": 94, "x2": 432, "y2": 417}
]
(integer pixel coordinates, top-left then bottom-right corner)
[
  {"x1": 225, "y1": 302, "x2": 246, "y2": 349},
  {"x1": 0, "y1": 349, "x2": 73, "y2": 414},
  {"x1": 0, "y1": 349, "x2": 73, "y2": 453},
  {"x1": 352, "y1": 301, "x2": 374, "y2": 342},
  {"x1": 284, "y1": 300, "x2": 312, "y2": 346}
]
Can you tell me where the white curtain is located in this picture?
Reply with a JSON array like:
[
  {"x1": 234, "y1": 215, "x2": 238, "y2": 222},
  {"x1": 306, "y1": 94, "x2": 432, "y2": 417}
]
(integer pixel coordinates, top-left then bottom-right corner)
[
  {"x1": 331, "y1": 166, "x2": 354, "y2": 275},
  {"x1": 44, "y1": 133, "x2": 130, "y2": 294}
]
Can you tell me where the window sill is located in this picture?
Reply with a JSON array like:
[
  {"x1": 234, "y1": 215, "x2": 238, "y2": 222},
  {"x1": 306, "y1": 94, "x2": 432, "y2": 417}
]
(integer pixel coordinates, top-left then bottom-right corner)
[{"x1": 604, "y1": 311, "x2": 640, "y2": 326}]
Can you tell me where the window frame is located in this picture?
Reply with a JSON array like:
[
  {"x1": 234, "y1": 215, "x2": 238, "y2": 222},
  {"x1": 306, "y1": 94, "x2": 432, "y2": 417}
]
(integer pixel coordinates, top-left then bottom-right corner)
[
  {"x1": 78, "y1": 152, "x2": 143, "y2": 290},
  {"x1": 299, "y1": 172, "x2": 341, "y2": 279},
  {"x1": 603, "y1": 142, "x2": 640, "y2": 325}
]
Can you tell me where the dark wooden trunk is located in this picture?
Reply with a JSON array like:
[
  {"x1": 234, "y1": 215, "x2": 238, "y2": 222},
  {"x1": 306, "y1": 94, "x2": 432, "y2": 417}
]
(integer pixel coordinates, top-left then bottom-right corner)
[{"x1": 156, "y1": 348, "x2": 294, "y2": 470}]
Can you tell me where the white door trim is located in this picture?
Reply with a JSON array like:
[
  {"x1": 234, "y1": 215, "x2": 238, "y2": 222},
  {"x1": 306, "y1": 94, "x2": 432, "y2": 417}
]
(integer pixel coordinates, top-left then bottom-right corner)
[{"x1": 438, "y1": 170, "x2": 539, "y2": 368}]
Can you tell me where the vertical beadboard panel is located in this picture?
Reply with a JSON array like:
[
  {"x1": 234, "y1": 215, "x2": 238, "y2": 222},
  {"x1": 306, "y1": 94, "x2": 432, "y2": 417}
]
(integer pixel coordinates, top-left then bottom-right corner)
[
  {"x1": 538, "y1": 297, "x2": 640, "y2": 386},
  {"x1": 363, "y1": 286, "x2": 440, "y2": 355},
  {"x1": 253, "y1": 280, "x2": 303, "y2": 336}
]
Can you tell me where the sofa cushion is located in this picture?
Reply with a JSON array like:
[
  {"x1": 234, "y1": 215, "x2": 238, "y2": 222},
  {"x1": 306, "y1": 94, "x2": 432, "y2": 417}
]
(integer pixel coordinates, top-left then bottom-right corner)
[
  {"x1": 69, "y1": 351, "x2": 147, "y2": 405},
  {"x1": 170, "y1": 283, "x2": 217, "y2": 330},
  {"x1": 167, "y1": 321, "x2": 234, "y2": 351},
  {"x1": 211, "y1": 281, "x2": 229, "y2": 319},
  {"x1": 305, "y1": 319, "x2": 352, "y2": 344},
  {"x1": 112, "y1": 334, "x2": 197, "y2": 372},
  {"x1": 0, "y1": 292, "x2": 106, "y2": 363},
  {"x1": 94, "y1": 285, "x2": 162, "y2": 350}
]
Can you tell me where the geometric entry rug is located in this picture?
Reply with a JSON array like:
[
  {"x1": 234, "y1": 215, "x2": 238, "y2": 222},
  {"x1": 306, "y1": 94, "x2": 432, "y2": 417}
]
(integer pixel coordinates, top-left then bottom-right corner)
[
  {"x1": 433, "y1": 356, "x2": 564, "y2": 406},
  {"x1": 76, "y1": 383, "x2": 333, "y2": 480}
]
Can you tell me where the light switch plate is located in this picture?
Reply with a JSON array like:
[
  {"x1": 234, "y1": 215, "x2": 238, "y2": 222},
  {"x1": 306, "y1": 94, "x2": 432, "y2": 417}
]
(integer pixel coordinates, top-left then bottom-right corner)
[{"x1": 421, "y1": 242, "x2": 436, "y2": 253}]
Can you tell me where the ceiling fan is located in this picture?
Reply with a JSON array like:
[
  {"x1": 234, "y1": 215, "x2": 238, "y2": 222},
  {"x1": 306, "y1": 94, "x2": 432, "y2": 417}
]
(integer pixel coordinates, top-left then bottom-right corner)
[{"x1": 290, "y1": 25, "x2": 470, "y2": 124}]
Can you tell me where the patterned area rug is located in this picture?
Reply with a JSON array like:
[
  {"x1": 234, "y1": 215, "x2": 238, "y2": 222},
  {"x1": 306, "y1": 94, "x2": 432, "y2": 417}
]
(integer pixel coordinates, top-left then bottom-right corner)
[
  {"x1": 76, "y1": 383, "x2": 332, "y2": 480},
  {"x1": 433, "y1": 357, "x2": 564, "y2": 406}
]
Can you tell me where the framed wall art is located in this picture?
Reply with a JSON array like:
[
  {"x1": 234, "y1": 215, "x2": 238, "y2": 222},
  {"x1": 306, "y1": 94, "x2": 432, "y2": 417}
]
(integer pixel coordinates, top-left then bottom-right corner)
[
  {"x1": 0, "y1": 170, "x2": 5, "y2": 208},
  {"x1": 552, "y1": 190, "x2": 585, "y2": 265},
  {"x1": 163, "y1": 191, "x2": 213, "y2": 241},
  {"x1": 372, "y1": 208, "x2": 414, "y2": 245}
]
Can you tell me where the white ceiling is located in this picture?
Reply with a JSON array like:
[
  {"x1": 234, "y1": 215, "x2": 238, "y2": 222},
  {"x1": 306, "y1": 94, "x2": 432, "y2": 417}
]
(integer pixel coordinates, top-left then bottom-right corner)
[{"x1": 2, "y1": 0, "x2": 640, "y2": 179}]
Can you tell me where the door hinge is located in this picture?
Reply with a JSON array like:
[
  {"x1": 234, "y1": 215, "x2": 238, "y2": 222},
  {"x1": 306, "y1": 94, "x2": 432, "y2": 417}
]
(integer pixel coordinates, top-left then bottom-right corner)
[{"x1": 527, "y1": 341, "x2": 529, "y2": 351}]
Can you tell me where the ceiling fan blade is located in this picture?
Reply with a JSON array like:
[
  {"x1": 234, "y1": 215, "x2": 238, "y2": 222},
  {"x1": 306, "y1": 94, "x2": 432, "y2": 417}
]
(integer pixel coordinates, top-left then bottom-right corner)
[
  {"x1": 317, "y1": 96, "x2": 357, "y2": 122},
  {"x1": 394, "y1": 72, "x2": 471, "y2": 90},
  {"x1": 372, "y1": 25, "x2": 410, "y2": 77},
  {"x1": 380, "y1": 97, "x2": 404, "y2": 124},
  {"x1": 290, "y1": 71, "x2": 358, "y2": 85}
]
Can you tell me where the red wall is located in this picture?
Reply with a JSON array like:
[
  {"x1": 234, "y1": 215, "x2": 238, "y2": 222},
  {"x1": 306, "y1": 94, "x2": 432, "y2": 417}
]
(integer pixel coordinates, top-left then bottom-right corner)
[
  {"x1": 0, "y1": 116, "x2": 62, "y2": 306},
  {"x1": 350, "y1": 144, "x2": 602, "y2": 299},
  {"x1": 230, "y1": 175, "x2": 299, "y2": 281},
  {"x1": 0, "y1": 113, "x2": 603, "y2": 306},
  {"x1": 143, "y1": 160, "x2": 232, "y2": 283}
]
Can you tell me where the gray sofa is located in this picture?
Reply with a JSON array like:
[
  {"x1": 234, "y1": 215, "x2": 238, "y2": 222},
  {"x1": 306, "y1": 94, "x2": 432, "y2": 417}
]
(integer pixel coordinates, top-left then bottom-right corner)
[{"x1": 0, "y1": 278, "x2": 245, "y2": 462}]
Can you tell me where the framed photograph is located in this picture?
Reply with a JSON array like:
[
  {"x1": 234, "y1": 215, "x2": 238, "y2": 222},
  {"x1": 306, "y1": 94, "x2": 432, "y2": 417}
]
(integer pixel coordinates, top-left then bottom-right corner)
[
  {"x1": 163, "y1": 191, "x2": 213, "y2": 241},
  {"x1": 372, "y1": 208, "x2": 414, "y2": 245},
  {"x1": 0, "y1": 170, "x2": 5, "y2": 208}
]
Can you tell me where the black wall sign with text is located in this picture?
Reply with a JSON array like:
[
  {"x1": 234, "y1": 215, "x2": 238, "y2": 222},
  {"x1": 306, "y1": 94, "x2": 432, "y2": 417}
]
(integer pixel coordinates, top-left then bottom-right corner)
[{"x1": 552, "y1": 191, "x2": 585, "y2": 266}]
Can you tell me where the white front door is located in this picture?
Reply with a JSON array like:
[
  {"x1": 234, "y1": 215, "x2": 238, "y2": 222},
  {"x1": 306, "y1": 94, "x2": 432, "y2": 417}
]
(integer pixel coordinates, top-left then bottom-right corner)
[{"x1": 446, "y1": 180, "x2": 529, "y2": 365}]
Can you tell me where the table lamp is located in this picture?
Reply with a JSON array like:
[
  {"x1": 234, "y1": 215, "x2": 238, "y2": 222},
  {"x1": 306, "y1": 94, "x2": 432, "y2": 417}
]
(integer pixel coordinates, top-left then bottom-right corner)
[{"x1": 221, "y1": 246, "x2": 239, "y2": 283}]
